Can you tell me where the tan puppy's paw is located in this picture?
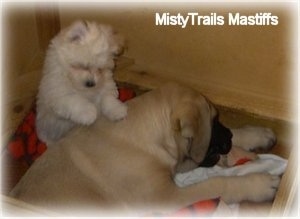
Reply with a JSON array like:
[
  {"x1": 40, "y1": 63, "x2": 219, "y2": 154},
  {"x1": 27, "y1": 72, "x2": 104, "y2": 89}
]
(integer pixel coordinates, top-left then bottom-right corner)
[
  {"x1": 231, "y1": 126, "x2": 276, "y2": 152},
  {"x1": 243, "y1": 173, "x2": 280, "y2": 202},
  {"x1": 222, "y1": 173, "x2": 280, "y2": 203}
]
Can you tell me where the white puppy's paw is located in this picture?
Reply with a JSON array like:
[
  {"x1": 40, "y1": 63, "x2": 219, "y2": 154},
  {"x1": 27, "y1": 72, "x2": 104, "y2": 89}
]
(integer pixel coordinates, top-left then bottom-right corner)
[
  {"x1": 231, "y1": 126, "x2": 276, "y2": 152},
  {"x1": 71, "y1": 104, "x2": 98, "y2": 125},
  {"x1": 102, "y1": 100, "x2": 128, "y2": 121},
  {"x1": 242, "y1": 173, "x2": 280, "y2": 202}
]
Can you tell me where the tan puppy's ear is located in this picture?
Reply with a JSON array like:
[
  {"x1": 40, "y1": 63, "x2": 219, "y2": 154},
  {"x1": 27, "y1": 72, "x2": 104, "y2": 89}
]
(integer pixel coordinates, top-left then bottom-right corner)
[
  {"x1": 171, "y1": 100, "x2": 212, "y2": 163},
  {"x1": 171, "y1": 103, "x2": 199, "y2": 139}
]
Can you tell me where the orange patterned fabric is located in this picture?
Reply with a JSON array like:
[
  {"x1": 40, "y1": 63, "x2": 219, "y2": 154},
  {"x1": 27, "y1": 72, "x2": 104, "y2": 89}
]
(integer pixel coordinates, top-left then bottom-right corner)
[
  {"x1": 169, "y1": 198, "x2": 220, "y2": 216},
  {"x1": 8, "y1": 108, "x2": 47, "y2": 165}
]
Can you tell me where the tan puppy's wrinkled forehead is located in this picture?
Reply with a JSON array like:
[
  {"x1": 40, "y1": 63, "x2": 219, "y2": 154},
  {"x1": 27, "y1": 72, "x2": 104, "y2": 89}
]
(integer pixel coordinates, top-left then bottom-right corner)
[{"x1": 161, "y1": 82, "x2": 217, "y2": 120}]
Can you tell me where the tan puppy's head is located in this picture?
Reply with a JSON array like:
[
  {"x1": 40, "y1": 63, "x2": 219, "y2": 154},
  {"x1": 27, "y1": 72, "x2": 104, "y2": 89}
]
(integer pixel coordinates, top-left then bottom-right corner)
[{"x1": 169, "y1": 84, "x2": 232, "y2": 172}]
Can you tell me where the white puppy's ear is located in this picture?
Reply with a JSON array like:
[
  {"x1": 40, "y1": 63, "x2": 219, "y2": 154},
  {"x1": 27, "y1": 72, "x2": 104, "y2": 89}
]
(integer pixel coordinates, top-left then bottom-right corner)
[
  {"x1": 103, "y1": 26, "x2": 125, "y2": 56},
  {"x1": 111, "y1": 33, "x2": 125, "y2": 56},
  {"x1": 67, "y1": 20, "x2": 88, "y2": 42}
]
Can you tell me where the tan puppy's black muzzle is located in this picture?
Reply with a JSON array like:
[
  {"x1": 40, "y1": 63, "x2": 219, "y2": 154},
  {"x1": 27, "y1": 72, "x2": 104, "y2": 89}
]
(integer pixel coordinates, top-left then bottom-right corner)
[{"x1": 199, "y1": 117, "x2": 233, "y2": 167}]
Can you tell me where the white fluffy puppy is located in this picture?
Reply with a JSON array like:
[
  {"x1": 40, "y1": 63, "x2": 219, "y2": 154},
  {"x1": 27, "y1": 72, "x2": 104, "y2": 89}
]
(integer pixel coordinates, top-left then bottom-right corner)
[{"x1": 36, "y1": 20, "x2": 127, "y2": 144}]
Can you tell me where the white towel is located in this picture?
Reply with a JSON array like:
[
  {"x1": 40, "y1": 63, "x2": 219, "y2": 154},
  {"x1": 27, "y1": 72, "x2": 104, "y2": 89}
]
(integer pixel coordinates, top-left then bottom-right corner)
[{"x1": 175, "y1": 154, "x2": 287, "y2": 188}]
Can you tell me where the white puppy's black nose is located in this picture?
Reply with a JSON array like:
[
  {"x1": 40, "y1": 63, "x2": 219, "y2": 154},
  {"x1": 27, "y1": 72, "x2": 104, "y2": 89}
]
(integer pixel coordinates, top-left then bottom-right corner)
[{"x1": 85, "y1": 80, "x2": 95, "y2": 87}]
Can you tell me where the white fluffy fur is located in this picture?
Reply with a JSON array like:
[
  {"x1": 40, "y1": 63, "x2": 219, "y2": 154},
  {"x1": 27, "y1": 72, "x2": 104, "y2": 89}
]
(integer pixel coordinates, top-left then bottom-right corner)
[{"x1": 36, "y1": 20, "x2": 127, "y2": 144}]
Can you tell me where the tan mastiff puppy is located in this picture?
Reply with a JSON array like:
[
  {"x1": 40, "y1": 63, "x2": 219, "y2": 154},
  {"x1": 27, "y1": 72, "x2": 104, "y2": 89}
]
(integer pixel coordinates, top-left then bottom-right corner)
[{"x1": 10, "y1": 82, "x2": 279, "y2": 216}]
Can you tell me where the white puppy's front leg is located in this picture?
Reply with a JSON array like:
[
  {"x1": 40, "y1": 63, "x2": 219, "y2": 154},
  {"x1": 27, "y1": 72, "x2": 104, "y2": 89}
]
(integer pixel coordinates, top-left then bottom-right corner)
[
  {"x1": 231, "y1": 126, "x2": 277, "y2": 151},
  {"x1": 101, "y1": 95, "x2": 128, "y2": 121},
  {"x1": 99, "y1": 76, "x2": 128, "y2": 121},
  {"x1": 53, "y1": 95, "x2": 98, "y2": 125}
]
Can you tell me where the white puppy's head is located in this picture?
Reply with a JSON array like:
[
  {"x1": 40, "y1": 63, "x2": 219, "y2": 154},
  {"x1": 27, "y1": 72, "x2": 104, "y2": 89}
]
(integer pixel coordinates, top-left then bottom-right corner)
[{"x1": 48, "y1": 20, "x2": 124, "y2": 91}]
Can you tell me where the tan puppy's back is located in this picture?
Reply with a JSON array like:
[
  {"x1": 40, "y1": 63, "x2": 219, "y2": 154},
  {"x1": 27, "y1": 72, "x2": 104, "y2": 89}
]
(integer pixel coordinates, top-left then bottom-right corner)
[{"x1": 11, "y1": 84, "x2": 182, "y2": 214}]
